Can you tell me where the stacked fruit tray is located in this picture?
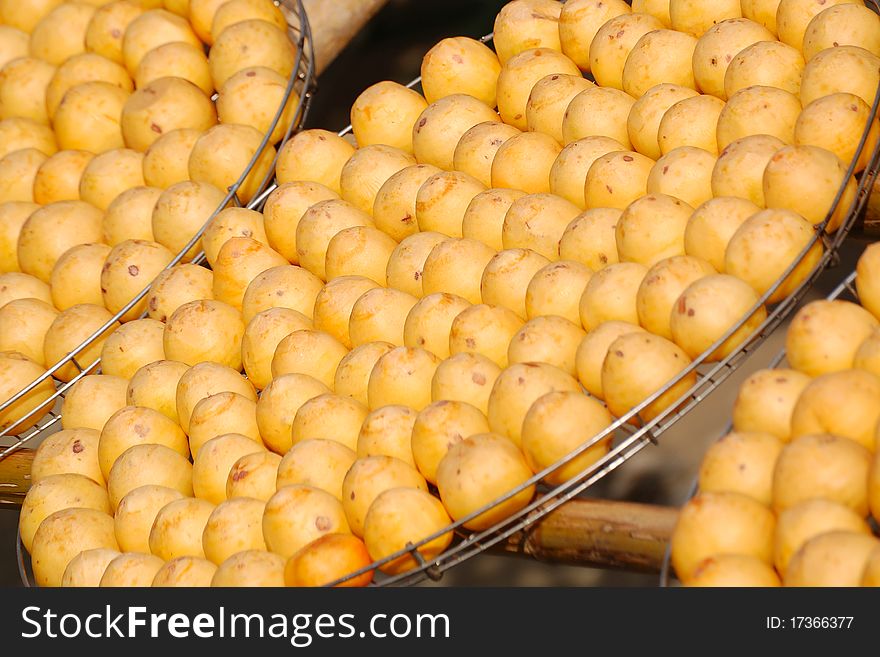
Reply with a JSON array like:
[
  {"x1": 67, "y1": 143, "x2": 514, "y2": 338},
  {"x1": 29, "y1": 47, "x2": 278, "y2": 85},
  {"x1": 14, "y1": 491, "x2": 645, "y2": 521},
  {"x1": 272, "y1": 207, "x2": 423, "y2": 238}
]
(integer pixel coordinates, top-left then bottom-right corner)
[
  {"x1": 665, "y1": 251, "x2": 880, "y2": 587},
  {"x1": 6, "y1": 0, "x2": 880, "y2": 587}
]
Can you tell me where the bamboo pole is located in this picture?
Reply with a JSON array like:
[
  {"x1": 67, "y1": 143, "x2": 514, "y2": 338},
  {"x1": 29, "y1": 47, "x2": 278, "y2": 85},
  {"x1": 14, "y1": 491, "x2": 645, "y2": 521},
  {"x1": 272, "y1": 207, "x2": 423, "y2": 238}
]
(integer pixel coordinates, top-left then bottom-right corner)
[
  {"x1": 302, "y1": 0, "x2": 391, "y2": 74},
  {"x1": 498, "y1": 499, "x2": 678, "y2": 572}
]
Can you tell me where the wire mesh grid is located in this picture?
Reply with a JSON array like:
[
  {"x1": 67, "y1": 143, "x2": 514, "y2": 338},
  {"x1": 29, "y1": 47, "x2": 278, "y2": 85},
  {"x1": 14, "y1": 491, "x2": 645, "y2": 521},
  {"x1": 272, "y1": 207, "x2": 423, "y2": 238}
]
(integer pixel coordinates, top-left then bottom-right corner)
[
  {"x1": 658, "y1": 268, "x2": 861, "y2": 587},
  {"x1": 0, "y1": 0, "x2": 317, "y2": 459},
  {"x1": 12, "y1": 2, "x2": 880, "y2": 587}
]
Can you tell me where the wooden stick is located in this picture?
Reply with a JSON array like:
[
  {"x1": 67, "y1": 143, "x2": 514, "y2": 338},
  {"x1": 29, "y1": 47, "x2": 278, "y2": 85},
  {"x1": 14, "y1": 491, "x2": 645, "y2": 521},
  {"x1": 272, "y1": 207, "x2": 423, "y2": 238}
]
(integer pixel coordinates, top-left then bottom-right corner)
[
  {"x1": 301, "y1": 0, "x2": 391, "y2": 74},
  {"x1": 497, "y1": 499, "x2": 678, "y2": 573},
  {"x1": 0, "y1": 449, "x2": 32, "y2": 507}
]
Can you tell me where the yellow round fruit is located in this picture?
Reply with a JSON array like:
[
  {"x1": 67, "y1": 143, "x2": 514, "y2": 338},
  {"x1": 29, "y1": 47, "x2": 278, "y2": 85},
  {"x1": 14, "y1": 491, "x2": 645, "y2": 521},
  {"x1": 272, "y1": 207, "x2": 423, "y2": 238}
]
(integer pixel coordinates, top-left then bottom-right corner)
[
  {"x1": 493, "y1": 0, "x2": 563, "y2": 65},
  {"x1": 0, "y1": 117, "x2": 57, "y2": 160},
  {"x1": 670, "y1": 273, "x2": 767, "y2": 361},
  {"x1": 187, "y1": 0, "x2": 226, "y2": 43},
  {"x1": 373, "y1": 164, "x2": 441, "y2": 242},
  {"x1": 351, "y1": 81, "x2": 427, "y2": 154},
  {"x1": 669, "y1": 0, "x2": 742, "y2": 37},
  {"x1": 106, "y1": 443, "x2": 193, "y2": 510},
  {"x1": 786, "y1": 300, "x2": 878, "y2": 377},
  {"x1": 102, "y1": 187, "x2": 160, "y2": 245},
  {"x1": 692, "y1": 18, "x2": 773, "y2": 99},
  {"x1": 803, "y1": 4, "x2": 880, "y2": 62},
  {"x1": 314, "y1": 276, "x2": 382, "y2": 348},
  {"x1": 263, "y1": 484, "x2": 350, "y2": 557},
  {"x1": 275, "y1": 129, "x2": 355, "y2": 194},
  {"x1": 29, "y1": 3, "x2": 96, "y2": 66},
  {"x1": 763, "y1": 144, "x2": 856, "y2": 232},
  {"x1": 284, "y1": 533, "x2": 374, "y2": 588},
  {"x1": 226, "y1": 451, "x2": 281, "y2": 502},
  {"x1": 31, "y1": 508, "x2": 117, "y2": 587},
  {"x1": 262, "y1": 182, "x2": 338, "y2": 265},
  {"x1": 717, "y1": 85, "x2": 801, "y2": 151},
  {"x1": 491, "y1": 130, "x2": 561, "y2": 195},
  {"x1": 862, "y1": 547, "x2": 880, "y2": 586},
  {"x1": 78, "y1": 149, "x2": 144, "y2": 212},
  {"x1": 142, "y1": 129, "x2": 201, "y2": 189},
  {"x1": 740, "y1": 0, "x2": 782, "y2": 34},
  {"x1": 588, "y1": 13, "x2": 664, "y2": 90},
  {"x1": 526, "y1": 73, "x2": 594, "y2": 144},
  {"x1": 724, "y1": 208, "x2": 823, "y2": 304},
  {"x1": 43, "y1": 304, "x2": 119, "y2": 382},
  {"x1": 122, "y1": 8, "x2": 200, "y2": 75},
  {"x1": 550, "y1": 136, "x2": 626, "y2": 209},
  {"x1": 202, "y1": 497, "x2": 266, "y2": 565},
  {"x1": 31, "y1": 427, "x2": 103, "y2": 485},
  {"x1": 403, "y1": 292, "x2": 472, "y2": 359},
  {"x1": 564, "y1": 89, "x2": 634, "y2": 158},
  {"x1": 151, "y1": 180, "x2": 228, "y2": 263},
  {"x1": 0, "y1": 26, "x2": 29, "y2": 71},
  {"x1": 136, "y1": 41, "x2": 212, "y2": 96},
  {"x1": 774, "y1": 498, "x2": 872, "y2": 576},
  {"x1": 149, "y1": 496, "x2": 214, "y2": 560},
  {"x1": 711, "y1": 134, "x2": 785, "y2": 206},
  {"x1": 271, "y1": 329, "x2": 348, "y2": 390},
  {"x1": 211, "y1": 237, "x2": 287, "y2": 311},
  {"x1": 192, "y1": 433, "x2": 264, "y2": 504},
  {"x1": 559, "y1": 207, "x2": 622, "y2": 271},
  {"x1": 579, "y1": 262, "x2": 647, "y2": 330},
  {"x1": 601, "y1": 331, "x2": 696, "y2": 421},
  {"x1": 61, "y1": 548, "x2": 120, "y2": 588},
  {"x1": 0, "y1": 298, "x2": 57, "y2": 366},
  {"x1": 20, "y1": 473, "x2": 110, "y2": 554},
  {"x1": 657, "y1": 95, "x2": 725, "y2": 156},
  {"x1": 521, "y1": 390, "x2": 612, "y2": 485},
  {"x1": 684, "y1": 196, "x2": 760, "y2": 272},
  {"x1": 575, "y1": 320, "x2": 645, "y2": 398},
  {"x1": 363, "y1": 486, "x2": 453, "y2": 575},
  {"x1": 210, "y1": 550, "x2": 286, "y2": 587},
  {"x1": 584, "y1": 150, "x2": 655, "y2": 209},
  {"x1": 17, "y1": 200, "x2": 103, "y2": 283},
  {"x1": 153, "y1": 556, "x2": 217, "y2": 587},
  {"x1": 507, "y1": 315, "x2": 585, "y2": 375},
  {"x1": 481, "y1": 248, "x2": 551, "y2": 320},
  {"x1": 348, "y1": 287, "x2": 418, "y2": 347},
  {"x1": 296, "y1": 200, "x2": 374, "y2": 281},
  {"x1": 0, "y1": 58, "x2": 55, "y2": 125},
  {"x1": 101, "y1": 239, "x2": 174, "y2": 321},
  {"x1": 0, "y1": 149, "x2": 46, "y2": 206},
  {"x1": 340, "y1": 144, "x2": 417, "y2": 216},
  {"x1": 125, "y1": 360, "x2": 188, "y2": 425},
  {"x1": 636, "y1": 255, "x2": 715, "y2": 339},
  {"x1": 502, "y1": 192, "x2": 579, "y2": 261},
  {"x1": 449, "y1": 303, "x2": 524, "y2": 368},
  {"x1": 208, "y1": 19, "x2": 294, "y2": 88},
  {"x1": 416, "y1": 170, "x2": 487, "y2": 237},
  {"x1": 724, "y1": 41, "x2": 805, "y2": 97},
  {"x1": 789, "y1": 370, "x2": 880, "y2": 451},
  {"x1": 732, "y1": 368, "x2": 811, "y2": 441},
  {"x1": 62, "y1": 373, "x2": 128, "y2": 432},
  {"x1": 795, "y1": 93, "x2": 880, "y2": 174},
  {"x1": 45, "y1": 53, "x2": 132, "y2": 122},
  {"x1": 356, "y1": 405, "x2": 418, "y2": 466},
  {"x1": 773, "y1": 434, "x2": 871, "y2": 515},
  {"x1": 487, "y1": 361, "x2": 580, "y2": 447},
  {"x1": 53, "y1": 82, "x2": 128, "y2": 153},
  {"x1": 437, "y1": 432, "x2": 535, "y2": 529},
  {"x1": 670, "y1": 491, "x2": 773, "y2": 583},
  {"x1": 188, "y1": 392, "x2": 262, "y2": 457},
  {"x1": 496, "y1": 48, "x2": 579, "y2": 131},
  {"x1": 255, "y1": 331, "x2": 312, "y2": 398},
  {"x1": 686, "y1": 554, "x2": 781, "y2": 587},
  {"x1": 411, "y1": 400, "x2": 489, "y2": 485},
  {"x1": 211, "y1": 0, "x2": 287, "y2": 43},
  {"x1": 163, "y1": 299, "x2": 244, "y2": 370},
  {"x1": 0, "y1": 201, "x2": 38, "y2": 272},
  {"x1": 341, "y1": 455, "x2": 427, "y2": 538},
  {"x1": 624, "y1": 29, "x2": 698, "y2": 99},
  {"x1": 647, "y1": 146, "x2": 715, "y2": 208},
  {"x1": 615, "y1": 193, "x2": 692, "y2": 267},
  {"x1": 99, "y1": 319, "x2": 165, "y2": 379},
  {"x1": 698, "y1": 431, "x2": 784, "y2": 505},
  {"x1": 366, "y1": 346, "x2": 440, "y2": 411},
  {"x1": 525, "y1": 260, "x2": 593, "y2": 325},
  {"x1": 334, "y1": 342, "x2": 396, "y2": 407},
  {"x1": 421, "y1": 36, "x2": 501, "y2": 109},
  {"x1": 857, "y1": 242, "x2": 880, "y2": 320},
  {"x1": 241, "y1": 264, "x2": 320, "y2": 324},
  {"x1": 776, "y1": 0, "x2": 863, "y2": 48},
  {"x1": 100, "y1": 552, "x2": 165, "y2": 587},
  {"x1": 800, "y1": 45, "x2": 880, "y2": 107},
  {"x1": 84, "y1": 1, "x2": 146, "y2": 64},
  {"x1": 98, "y1": 405, "x2": 188, "y2": 482},
  {"x1": 431, "y1": 352, "x2": 501, "y2": 415},
  {"x1": 255, "y1": 373, "x2": 329, "y2": 454},
  {"x1": 176, "y1": 361, "x2": 256, "y2": 434},
  {"x1": 0, "y1": 271, "x2": 52, "y2": 307},
  {"x1": 201, "y1": 207, "x2": 268, "y2": 268},
  {"x1": 784, "y1": 531, "x2": 880, "y2": 587},
  {"x1": 279, "y1": 438, "x2": 357, "y2": 499},
  {"x1": 559, "y1": 0, "x2": 633, "y2": 71},
  {"x1": 145, "y1": 264, "x2": 214, "y2": 324},
  {"x1": 188, "y1": 124, "x2": 276, "y2": 205},
  {"x1": 461, "y1": 190, "x2": 524, "y2": 253}
]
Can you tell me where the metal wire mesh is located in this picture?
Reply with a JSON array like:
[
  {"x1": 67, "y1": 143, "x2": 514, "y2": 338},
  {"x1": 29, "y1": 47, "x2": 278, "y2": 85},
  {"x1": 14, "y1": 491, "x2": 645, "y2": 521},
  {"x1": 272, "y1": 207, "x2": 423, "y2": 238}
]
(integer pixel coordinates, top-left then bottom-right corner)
[{"x1": 0, "y1": 0, "x2": 317, "y2": 459}]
